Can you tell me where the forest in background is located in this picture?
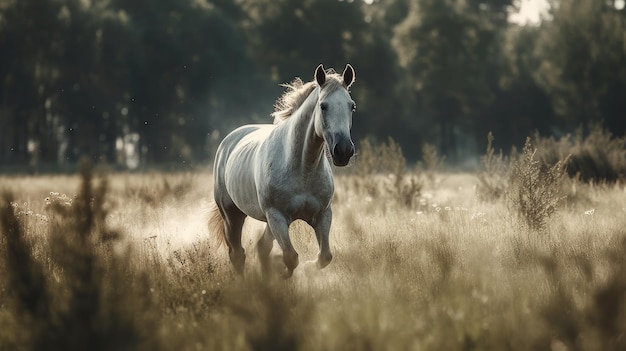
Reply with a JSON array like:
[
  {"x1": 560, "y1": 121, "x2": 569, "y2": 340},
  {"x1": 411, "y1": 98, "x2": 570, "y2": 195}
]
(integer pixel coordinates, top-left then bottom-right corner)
[{"x1": 1, "y1": 0, "x2": 625, "y2": 170}]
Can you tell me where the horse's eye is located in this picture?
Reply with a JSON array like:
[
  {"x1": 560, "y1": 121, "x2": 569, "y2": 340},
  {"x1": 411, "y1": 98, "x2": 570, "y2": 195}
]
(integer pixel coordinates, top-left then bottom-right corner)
[{"x1": 320, "y1": 102, "x2": 328, "y2": 111}]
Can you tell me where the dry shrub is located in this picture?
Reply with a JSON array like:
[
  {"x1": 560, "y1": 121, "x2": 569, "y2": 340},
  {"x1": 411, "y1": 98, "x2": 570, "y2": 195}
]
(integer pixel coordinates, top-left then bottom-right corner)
[
  {"x1": 514, "y1": 232, "x2": 626, "y2": 351},
  {"x1": 125, "y1": 173, "x2": 195, "y2": 206},
  {"x1": 0, "y1": 193, "x2": 50, "y2": 350},
  {"x1": 0, "y1": 161, "x2": 159, "y2": 351},
  {"x1": 354, "y1": 137, "x2": 378, "y2": 179},
  {"x1": 354, "y1": 137, "x2": 422, "y2": 208},
  {"x1": 476, "y1": 132, "x2": 511, "y2": 202},
  {"x1": 507, "y1": 138, "x2": 569, "y2": 232},
  {"x1": 476, "y1": 134, "x2": 570, "y2": 230},
  {"x1": 534, "y1": 126, "x2": 626, "y2": 183},
  {"x1": 221, "y1": 278, "x2": 309, "y2": 351},
  {"x1": 420, "y1": 142, "x2": 446, "y2": 183},
  {"x1": 479, "y1": 127, "x2": 626, "y2": 206}
]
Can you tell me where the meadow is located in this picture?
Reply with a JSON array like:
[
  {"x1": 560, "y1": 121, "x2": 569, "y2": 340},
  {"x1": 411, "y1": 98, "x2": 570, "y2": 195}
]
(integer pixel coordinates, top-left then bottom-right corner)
[{"x1": 1, "y1": 134, "x2": 625, "y2": 351}]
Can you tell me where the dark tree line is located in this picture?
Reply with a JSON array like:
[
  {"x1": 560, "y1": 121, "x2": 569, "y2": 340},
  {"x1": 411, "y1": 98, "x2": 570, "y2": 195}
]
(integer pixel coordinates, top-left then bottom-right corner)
[{"x1": 1, "y1": 0, "x2": 625, "y2": 170}]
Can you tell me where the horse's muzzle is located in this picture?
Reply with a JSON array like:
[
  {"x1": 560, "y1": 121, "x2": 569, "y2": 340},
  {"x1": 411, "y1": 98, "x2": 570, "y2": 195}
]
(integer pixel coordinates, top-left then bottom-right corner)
[{"x1": 331, "y1": 139, "x2": 355, "y2": 167}]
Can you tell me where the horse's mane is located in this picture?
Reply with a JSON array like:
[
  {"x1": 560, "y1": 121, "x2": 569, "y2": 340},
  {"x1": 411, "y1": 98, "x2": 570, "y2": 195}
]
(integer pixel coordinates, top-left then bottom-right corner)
[{"x1": 272, "y1": 69, "x2": 345, "y2": 124}]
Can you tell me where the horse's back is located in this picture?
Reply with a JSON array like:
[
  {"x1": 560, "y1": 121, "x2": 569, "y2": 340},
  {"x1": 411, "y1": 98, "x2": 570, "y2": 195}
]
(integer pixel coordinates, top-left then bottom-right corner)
[
  {"x1": 214, "y1": 124, "x2": 276, "y2": 221},
  {"x1": 214, "y1": 124, "x2": 273, "y2": 167}
]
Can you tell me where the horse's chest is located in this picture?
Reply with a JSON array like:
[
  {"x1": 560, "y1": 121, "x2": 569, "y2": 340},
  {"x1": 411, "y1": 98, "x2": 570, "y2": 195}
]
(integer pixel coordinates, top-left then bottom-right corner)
[
  {"x1": 288, "y1": 193, "x2": 326, "y2": 221},
  {"x1": 264, "y1": 173, "x2": 333, "y2": 221}
]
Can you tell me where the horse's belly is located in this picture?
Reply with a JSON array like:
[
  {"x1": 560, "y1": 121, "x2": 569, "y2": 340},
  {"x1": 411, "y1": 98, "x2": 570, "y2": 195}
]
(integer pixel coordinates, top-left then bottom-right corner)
[{"x1": 224, "y1": 145, "x2": 266, "y2": 221}]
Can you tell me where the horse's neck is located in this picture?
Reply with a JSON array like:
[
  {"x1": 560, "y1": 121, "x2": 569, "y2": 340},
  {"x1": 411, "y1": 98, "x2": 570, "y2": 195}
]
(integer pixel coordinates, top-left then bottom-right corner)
[{"x1": 284, "y1": 89, "x2": 326, "y2": 172}]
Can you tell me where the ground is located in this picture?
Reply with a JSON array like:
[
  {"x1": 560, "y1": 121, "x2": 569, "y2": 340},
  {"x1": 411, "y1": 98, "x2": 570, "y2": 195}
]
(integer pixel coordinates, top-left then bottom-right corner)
[{"x1": 0, "y1": 170, "x2": 624, "y2": 350}]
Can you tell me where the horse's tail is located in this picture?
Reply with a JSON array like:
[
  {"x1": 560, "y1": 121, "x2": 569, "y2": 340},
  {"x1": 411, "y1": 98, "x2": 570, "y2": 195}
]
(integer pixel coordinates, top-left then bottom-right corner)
[{"x1": 207, "y1": 201, "x2": 226, "y2": 248}]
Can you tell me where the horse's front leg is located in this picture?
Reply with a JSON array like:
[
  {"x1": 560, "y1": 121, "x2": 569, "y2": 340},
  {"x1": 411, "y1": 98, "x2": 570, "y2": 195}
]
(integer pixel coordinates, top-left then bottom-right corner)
[
  {"x1": 266, "y1": 208, "x2": 299, "y2": 278},
  {"x1": 311, "y1": 208, "x2": 333, "y2": 269},
  {"x1": 257, "y1": 225, "x2": 274, "y2": 278}
]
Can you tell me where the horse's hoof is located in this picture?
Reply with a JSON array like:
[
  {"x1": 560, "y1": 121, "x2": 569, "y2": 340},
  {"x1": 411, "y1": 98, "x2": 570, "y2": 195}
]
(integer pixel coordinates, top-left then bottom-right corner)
[
  {"x1": 299, "y1": 260, "x2": 321, "y2": 279},
  {"x1": 281, "y1": 269, "x2": 294, "y2": 279},
  {"x1": 302, "y1": 260, "x2": 318, "y2": 272}
]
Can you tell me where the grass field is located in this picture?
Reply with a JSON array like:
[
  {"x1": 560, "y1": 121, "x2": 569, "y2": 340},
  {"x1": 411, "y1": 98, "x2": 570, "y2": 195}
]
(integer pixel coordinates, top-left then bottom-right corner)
[{"x1": 1, "y1": 157, "x2": 625, "y2": 350}]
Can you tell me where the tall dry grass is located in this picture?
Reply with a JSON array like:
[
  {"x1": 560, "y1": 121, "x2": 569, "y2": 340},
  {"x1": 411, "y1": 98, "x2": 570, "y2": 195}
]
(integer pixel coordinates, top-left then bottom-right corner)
[{"x1": 0, "y1": 136, "x2": 625, "y2": 350}]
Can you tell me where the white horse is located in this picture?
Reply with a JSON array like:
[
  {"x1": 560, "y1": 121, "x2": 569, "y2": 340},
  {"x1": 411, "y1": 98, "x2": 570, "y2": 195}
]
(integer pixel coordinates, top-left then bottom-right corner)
[{"x1": 208, "y1": 64, "x2": 356, "y2": 278}]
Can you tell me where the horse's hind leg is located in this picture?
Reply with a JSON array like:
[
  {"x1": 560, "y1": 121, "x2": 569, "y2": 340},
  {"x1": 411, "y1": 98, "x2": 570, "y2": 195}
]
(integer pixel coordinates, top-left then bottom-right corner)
[
  {"x1": 222, "y1": 205, "x2": 247, "y2": 275},
  {"x1": 257, "y1": 225, "x2": 274, "y2": 277}
]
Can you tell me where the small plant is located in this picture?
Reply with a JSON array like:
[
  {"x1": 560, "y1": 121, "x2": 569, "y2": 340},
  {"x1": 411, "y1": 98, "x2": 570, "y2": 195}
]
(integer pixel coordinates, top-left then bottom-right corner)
[
  {"x1": 507, "y1": 137, "x2": 569, "y2": 232},
  {"x1": 227, "y1": 279, "x2": 306, "y2": 351},
  {"x1": 420, "y1": 143, "x2": 445, "y2": 183},
  {"x1": 380, "y1": 137, "x2": 422, "y2": 207},
  {"x1": 353, "y1": 137, "x2": 382, "y2": 197},
  {"x1": 354, "y1": 137, "x2": 378, "y2": 179},
  {"x1": 521, "y1": 232, "x2": 626, "y2": 351},
  {"x1": 354, "y1": 137, "x2": 422, "y2": 208},
  {"x1": 0, "y1": 161, "x2": 158, "y2": 351},
  {"x1": 476, "y1": 132, "x2": 510, "y2": 202},
  {"x1": 0, "y1": 192, "x2": 50, "y2": 350},
  {"x1": 125, "y1": 173, "x2": 195, "y2": 206}
]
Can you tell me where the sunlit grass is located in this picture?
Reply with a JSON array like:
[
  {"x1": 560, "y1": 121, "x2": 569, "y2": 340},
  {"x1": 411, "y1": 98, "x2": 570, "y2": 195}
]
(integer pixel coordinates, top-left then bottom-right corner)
[{"x1": 1, "y1": 168, "x2": 625, "y2": 350}]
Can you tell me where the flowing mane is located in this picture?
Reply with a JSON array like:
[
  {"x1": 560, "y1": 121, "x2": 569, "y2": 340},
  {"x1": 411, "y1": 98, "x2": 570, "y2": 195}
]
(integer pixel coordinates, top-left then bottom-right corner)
[{"x1": 272, "y1": 69, "x2": 346, "y2": 124}]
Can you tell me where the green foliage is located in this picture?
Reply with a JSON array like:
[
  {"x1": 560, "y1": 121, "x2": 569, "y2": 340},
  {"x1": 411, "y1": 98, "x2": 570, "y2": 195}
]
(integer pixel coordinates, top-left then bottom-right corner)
[
  {"x1": 507, "y1": 137, "x2": 569, "y2": 232},
  {"x1": 392, "y1": 0, "x2": 512, "y2": 159},
  {"x1": 239, "y1": 0, "x2": 365, "y2": 83},
  {"x1": 534, "y1": 0, "x2": 626, "y2": 133},
  {"x1": 2, "y1": 0, "x2": 626, "y2": 168},
  {"x1": 497, "y1": 26, "x2": 557, "y2": 144},
  {"x1": 0, "y1": 0, "x2": 259, "y2": 166}
]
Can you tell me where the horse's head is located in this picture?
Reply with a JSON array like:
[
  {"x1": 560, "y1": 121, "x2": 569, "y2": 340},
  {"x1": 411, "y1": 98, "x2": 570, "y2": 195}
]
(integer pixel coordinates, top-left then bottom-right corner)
[{"x1": 313, "y1": 64, "x2": 356, "y2": 167}]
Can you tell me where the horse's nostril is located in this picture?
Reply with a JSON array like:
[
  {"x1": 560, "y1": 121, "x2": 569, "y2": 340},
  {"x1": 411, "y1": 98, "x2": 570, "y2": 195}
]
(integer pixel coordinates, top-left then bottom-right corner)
[{"x1": 333, "y1": 141, "x2": 354, "y2": 159}]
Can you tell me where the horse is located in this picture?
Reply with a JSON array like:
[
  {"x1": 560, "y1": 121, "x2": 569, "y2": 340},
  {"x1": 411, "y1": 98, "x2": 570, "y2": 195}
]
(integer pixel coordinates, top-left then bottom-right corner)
[{"x1": 208, "y1": 64, "x2": 356, "y2": 278}]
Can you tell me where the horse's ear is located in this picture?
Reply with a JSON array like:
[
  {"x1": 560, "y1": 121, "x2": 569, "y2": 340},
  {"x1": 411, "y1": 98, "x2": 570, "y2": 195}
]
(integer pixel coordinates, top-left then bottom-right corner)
[
  {"x1": 315, "y1": 64, "x2": 326, "y2": 86},
  {"x1": 342, "y1": 64, "x2": 355, "y2": 88}
]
